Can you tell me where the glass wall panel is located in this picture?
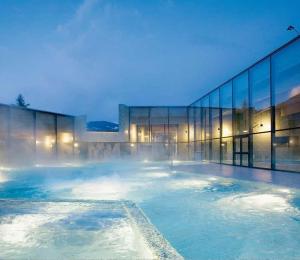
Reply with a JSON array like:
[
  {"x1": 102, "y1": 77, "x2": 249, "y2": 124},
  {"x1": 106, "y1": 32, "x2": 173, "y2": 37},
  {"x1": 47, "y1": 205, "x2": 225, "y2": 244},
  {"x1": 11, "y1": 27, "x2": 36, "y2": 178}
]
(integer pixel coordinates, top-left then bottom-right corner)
[
  {"x1": 130, "y1": 108, "x2": 150, "y2": 143},
  {"x1": 233, "y1": 72, "x2": 249, "y2": 135},
  {"x1": 57, "y1": 116, "x2": 74, "y2": 160},
  {"x1": 119, "y1": 105, "x2": 130, "y2": 142},
  {"x1": 169, "y1": 107, "x2": 188, "y2": 143},
  {"x1": 272, "y1": 40, "x2": 300, "y2": 130},
  {"x1": 188, "y1": 107, "x2": 195, "y2": 142},
  {"x1": 211, "y1": 138, "x2": 220, "y2": 163},
  {"x1": 0, "y1": 105, "x2": 9, "y2": 163},
  {"x1": 221, "y1": 137, "x2": 233, "y2": 164},
  {"x1": 220, "y1": 82, "x2": 233, "y2": 137},
  {"x1": 36, "y1": 112, "x2": 56, "y2": 162},
  {"x1": 188, "y1": 141, "x2": 195, "y2": 160},
  {"x1": 194, "y1": 141, "x2": 202, "y2": 160},
  {"x1": 250, "y1": 58, "x2": 271, "y2": 133},
  {"x1": 177, "y1": 142, "x2": 189, "y2": 160},
  {"x1": 210, "y1": 89, "x2": 220, "y2": 138},
  {"x1": 275, "y1": 129, "x2": 300, "y2": 171},
  {"x1": 253, "y1": 133, "x2": 271, "y2": 168},
  {"x1": 150, "y1": 107, "x2": 168, "y2": 143},
  {"x1": 194, "y1": 101, "x2": 202, "y2": 141},
  {"x1": 201, "y1": 97, "x2": 210, "y2": 140},
  {"x1": 204, "y1": 140, "x2": 210, "y2": 161},
  {"x1": 10, "y1": 108, "x2": 35, "y2": 164}
]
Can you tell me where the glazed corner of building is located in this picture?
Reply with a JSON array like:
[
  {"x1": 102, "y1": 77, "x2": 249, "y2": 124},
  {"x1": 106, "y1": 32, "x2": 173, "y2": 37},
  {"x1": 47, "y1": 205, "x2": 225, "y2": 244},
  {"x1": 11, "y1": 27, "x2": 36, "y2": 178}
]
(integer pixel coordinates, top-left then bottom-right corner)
[{"x1": 118, "y1": 35, "x2": 300, "y2": 173}]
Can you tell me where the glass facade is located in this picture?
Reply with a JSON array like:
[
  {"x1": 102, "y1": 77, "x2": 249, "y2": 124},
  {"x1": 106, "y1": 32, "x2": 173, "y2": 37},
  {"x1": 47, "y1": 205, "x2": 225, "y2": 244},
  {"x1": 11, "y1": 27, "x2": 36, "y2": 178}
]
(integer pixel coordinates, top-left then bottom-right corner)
[
  {"x1": 120, "y1": 106, "x2": 190, "y2": 160},
  {"x1": 188, "y1": 36, "x2": 300, "y2": 172},
  {"x1": 0, "y1": 104, "x2": 76, "y2": 166}
]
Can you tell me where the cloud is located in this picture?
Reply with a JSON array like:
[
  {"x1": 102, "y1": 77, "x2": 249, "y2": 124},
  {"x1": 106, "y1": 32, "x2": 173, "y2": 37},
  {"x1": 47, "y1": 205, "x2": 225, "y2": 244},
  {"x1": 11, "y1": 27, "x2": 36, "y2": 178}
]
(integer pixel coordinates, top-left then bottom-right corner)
[{"x1": 1, "y1": 0, "x2": 299, "y2": 122}]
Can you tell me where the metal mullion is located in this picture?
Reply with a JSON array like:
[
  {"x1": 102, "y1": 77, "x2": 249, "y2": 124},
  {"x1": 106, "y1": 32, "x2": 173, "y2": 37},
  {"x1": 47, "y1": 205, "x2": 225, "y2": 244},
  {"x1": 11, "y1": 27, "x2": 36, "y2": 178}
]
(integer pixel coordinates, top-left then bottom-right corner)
[{"x1": 270, "y1": 56, "x2": 276, "y2": 170}]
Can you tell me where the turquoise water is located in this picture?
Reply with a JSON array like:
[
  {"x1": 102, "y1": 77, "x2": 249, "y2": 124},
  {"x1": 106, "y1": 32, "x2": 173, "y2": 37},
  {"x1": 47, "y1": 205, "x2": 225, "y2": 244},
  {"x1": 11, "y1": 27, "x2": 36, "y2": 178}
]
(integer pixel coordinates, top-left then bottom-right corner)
[{"x1": 1, "y1": 162, "x2": 300, "y2": 259}]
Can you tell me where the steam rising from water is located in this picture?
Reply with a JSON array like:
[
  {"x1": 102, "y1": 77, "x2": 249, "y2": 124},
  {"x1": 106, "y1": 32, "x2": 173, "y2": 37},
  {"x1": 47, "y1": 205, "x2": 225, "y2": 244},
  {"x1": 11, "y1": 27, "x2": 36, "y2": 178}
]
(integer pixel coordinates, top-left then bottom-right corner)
[
  {"x1": 218, "y1": 193, "x2": 293, "y2": 213},
  {"x1": 170, "y1": 179, "x2": 210, "y2": 190},
  {"x1": 0, "y1": 171, "x2": 9, "y2": 183}
]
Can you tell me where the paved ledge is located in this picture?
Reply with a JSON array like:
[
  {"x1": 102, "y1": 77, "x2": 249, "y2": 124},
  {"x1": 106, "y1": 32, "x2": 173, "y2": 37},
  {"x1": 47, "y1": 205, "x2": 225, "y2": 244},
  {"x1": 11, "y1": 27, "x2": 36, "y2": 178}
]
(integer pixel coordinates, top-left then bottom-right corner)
[{"x1": 172, "y1": 162, "x2": 300, "y2": 189}]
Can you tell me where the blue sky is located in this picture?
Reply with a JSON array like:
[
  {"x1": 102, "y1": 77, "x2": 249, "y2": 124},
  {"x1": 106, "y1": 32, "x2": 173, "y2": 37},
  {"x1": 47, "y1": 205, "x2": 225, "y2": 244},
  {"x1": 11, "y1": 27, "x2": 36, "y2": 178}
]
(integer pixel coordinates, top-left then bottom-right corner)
[{"x1": 0, "y1": 0, "x2": 299, "y2": 122}]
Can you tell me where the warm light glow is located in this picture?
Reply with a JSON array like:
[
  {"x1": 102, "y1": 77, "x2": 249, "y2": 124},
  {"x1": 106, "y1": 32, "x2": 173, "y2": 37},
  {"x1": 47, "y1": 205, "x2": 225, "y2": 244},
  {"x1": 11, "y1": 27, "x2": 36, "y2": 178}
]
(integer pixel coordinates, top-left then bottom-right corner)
[
  {"x1": 74, "y1": 142, "x2": 79, "y2": 148},
  {"x1": 61, "y1": 133, "x2": 73, "y2": 144},
  {"x1": 44, "y1": 136, "x2": 54, "y2": 148},
  {"x1": 35, "y1": 140, "x2": 41, "y2": 145},
  {"x1": 222, "y1": 125, "x2": 231, "y2": 136},
  {"x1": 130, "y1": 143, "x2": 135, "y2": 147},
  {"x1": 130, "y1": 124, "x2": 137, "y2": 142},
  {"x1": 124, "y1": 130, "x2": 128, "y2": 134},
  {"x1": 0, "y1": 171, "x2": 8, "y2": 183},
  {"x1": 243, "y1": 130, "x2": 248, "y2": 133}
]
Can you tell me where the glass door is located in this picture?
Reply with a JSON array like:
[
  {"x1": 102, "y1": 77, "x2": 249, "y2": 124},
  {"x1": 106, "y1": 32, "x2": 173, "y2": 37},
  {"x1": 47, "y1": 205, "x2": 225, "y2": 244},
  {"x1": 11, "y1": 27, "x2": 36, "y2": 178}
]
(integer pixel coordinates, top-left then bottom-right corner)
[{"x1": 234, "y1": 135, "x2": 249, "y2": 167}]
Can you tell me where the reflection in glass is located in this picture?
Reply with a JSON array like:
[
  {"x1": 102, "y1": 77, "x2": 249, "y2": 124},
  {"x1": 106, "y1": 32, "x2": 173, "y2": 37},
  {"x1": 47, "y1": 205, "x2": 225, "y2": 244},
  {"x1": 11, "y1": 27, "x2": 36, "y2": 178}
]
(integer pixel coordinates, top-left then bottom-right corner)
[
  {"x1": 233, "y1": 72, "x2": 249, "y2": 135},
  {"x1": 201, "y1": 97, "x2": 210, "y2": 140},
  {"x1": 250, "y1": 58, "x2": 271, "y2": 133},
  {"x1": 210, "y1": 89, "x2": 220, "y2": 139},
  {"x1": 272, "y1": 40, "x2": 300, "y2": 130},
  {"x1": 221, "y1": 137, "x2": 233, "y2": 164},
  {"x1": 275, "y1": 129, "x2": 300, "y2": 171},
  {"x1": 253, "y1": 133, "x2": 271, "y2": 168},
  {"x1": 220, "y1": 82, "x2": 232, "y2": 137},
  {"x1": 212, "y1": 139, "x2": 220, "y2": 163}
]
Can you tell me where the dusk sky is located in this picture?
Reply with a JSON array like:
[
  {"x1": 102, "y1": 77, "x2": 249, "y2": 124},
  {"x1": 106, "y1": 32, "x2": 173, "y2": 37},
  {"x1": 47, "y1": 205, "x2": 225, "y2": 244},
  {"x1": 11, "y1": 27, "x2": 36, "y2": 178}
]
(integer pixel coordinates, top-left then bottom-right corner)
[{"x1": 0, "y1": 0, "x2": 299, "y2": 122}]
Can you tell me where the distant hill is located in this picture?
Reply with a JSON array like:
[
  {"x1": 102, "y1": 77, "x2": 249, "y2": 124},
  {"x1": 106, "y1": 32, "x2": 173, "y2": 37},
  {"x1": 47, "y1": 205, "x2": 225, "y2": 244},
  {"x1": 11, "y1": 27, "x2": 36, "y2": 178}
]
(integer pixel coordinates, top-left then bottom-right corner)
[{"x1": 87, "y1": 121, "x2": 119, "y2": 132}]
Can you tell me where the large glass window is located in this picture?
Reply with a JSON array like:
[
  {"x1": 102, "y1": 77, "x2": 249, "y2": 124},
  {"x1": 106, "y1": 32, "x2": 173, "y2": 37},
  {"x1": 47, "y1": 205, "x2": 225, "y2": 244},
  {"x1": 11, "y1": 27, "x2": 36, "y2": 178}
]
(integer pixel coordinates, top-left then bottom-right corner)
[
  {"x1": 250, "y1": 58, "x2": 271, "y2": 133},
  {"x1": 194, "y1": 141, "x2": 202, "y2": 160},
  {"x1": 36, "y1": 112, "x2": 56, "y2": 162},
  {"x1": 220, "y1": 82, "x2": 233, "y2": 137},
  {"x1": 169, "y1": 107, "x2": 188, "y2": 143},
  {"x1": 130, "y1": 108, "x2": 150, "y2": 143},
  {"x1": 150, "y1": 107, "x2": 168, "y2": 143},
  {"x1": 210, "y1": 89, "x2": 220, "y2": 138},
  {"x1": 275, "y1": 129, "x2": 300, "y2": 171},
  {"x1": 119, "y1": 105, "x2": 130, "y2": 141},
  {"x1": 253, "y1": 133, "x2": 271, "y2": 168},
  {"x1": 272, "y1": 40, "x2": 300, "y2": 130},
  {"x1": 0, "y1": 105, "x2": 9, "y2": 163},
  {"x1": 221, "y1": 137, "x2": 233, "y2": 164},
  {"x1": 204, "y1": 140, "x2": 210, "y2": 161},
  {"x1": 212, "y1": 138, "x2": 220, "y2": 163},
  {"x1": 194, "y1": 101, "x2": 202, "y2": 141},
  {"x1": 233, "y1": 72, "x2": 249, "y2": 135},
  {"x1": 201, "y1": 97, "x2": 210, "y2": 140},
  {"x1": 188, "y1": 107, "x2": 195, "y2": 142},
  {"x1": 10, "y1": 108, "x2": 35, "y2": 164},
  {"x1": 57, "y1": 116, "x2": 74, "y2": 160}
]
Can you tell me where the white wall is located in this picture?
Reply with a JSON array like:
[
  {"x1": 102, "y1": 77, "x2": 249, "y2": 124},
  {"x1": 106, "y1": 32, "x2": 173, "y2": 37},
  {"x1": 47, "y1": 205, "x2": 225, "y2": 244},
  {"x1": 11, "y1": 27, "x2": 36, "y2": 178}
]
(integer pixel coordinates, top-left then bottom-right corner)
[{"x1": 81, "y1": 131, "x2": 126, "y2": 143}]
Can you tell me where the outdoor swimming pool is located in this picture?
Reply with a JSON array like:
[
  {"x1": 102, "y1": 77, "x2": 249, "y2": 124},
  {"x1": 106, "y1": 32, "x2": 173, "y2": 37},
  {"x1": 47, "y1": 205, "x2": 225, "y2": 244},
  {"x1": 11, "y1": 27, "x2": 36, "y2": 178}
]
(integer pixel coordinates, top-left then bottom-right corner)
[{"x1": 1, "y1": 161, "x2": 300, "y2": 259}]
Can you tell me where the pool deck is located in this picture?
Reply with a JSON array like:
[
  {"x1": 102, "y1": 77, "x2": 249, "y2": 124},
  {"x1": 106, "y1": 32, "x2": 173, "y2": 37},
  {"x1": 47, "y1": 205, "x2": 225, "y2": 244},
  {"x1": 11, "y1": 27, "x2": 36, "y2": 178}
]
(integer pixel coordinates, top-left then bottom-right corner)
[{"x1": 173, "y1": 162, "x2": 300, "y2": 189}]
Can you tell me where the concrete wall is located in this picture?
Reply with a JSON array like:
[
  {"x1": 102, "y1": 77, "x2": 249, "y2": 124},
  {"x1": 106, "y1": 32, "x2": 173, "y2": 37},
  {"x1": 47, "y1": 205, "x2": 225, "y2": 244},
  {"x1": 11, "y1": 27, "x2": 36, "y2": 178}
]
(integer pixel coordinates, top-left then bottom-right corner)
[{"x1": 81, "y1": 131, "x2": 126, "y2": 143}]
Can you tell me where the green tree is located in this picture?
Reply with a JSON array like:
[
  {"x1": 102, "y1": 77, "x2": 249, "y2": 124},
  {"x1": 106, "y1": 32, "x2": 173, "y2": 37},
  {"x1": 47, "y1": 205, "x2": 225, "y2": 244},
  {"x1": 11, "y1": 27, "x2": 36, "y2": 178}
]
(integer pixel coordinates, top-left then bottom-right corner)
[{"x1": 16, "y1": 94, "x2": 30, "y2": 108}]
